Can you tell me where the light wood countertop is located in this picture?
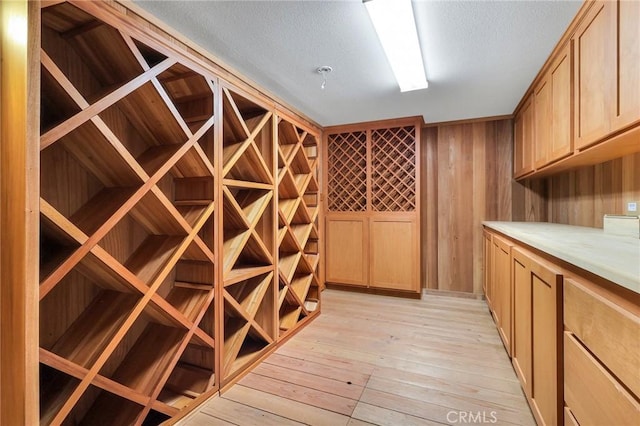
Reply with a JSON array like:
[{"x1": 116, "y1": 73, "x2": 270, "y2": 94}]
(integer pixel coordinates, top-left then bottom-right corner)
[{"x1": 483, "y1": 222, "x2": 640, "y2": 294}]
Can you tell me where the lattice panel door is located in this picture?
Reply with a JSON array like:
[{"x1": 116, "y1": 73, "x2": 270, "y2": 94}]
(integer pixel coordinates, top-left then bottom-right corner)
[
  {"x1": 327, "y1": 131, "x2": 367, "y2": 212},
  {"x1": 371, "y1": 126, "x2": 416, "y2": 212}
]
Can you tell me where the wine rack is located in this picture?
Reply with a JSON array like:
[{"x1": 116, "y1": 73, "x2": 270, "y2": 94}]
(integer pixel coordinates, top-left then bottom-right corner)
[
  {"x1": 327, "y1": 131, "x2": 367, "y2": 212},
  {"x1": 39, "y1": 3, "x2": 219, "y2": 423},
  {"x1": 371, "y1": 126, "x2": 417, "y2": 212},
  {"x1": 276, "y1": 116, "x2": 321, "y2": 336},
  {"x1": 219, "y1": 86, "x2": 277, "y2": 384},
  {"x1": 37, "y1": 2, "x2": 322, "y2": 423},
  {"x1": 324, "y1": 120, "x2": 421, "y2": 293}
]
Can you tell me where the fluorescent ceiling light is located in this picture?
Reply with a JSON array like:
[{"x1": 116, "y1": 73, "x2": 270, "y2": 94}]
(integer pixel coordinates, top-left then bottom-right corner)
[{"x1": 365, "y1": 0, "x2": 428, "y2": 92}]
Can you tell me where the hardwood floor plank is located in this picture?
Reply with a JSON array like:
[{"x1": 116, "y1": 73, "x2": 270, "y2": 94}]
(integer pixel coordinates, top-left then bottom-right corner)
[
  {"x1": 365, "y1": 376, "x2": 534, "y2": 425},
  {"x1": 239, "y1": 372, "x2": 357, "y2": 416},
  {"x1": 179, "y1": 290, "x2": 534, "y2": 425},
  {"x1": 183, "y1": 412, "x2": 237, "y2": 426},
  {"x1": 200, "y1": 397, "x2": 303, "y2": 426},
  {"x1": 351, "y1": 402, "x2": 445, "y2": 426},
  {"x1": 222, "y1": 384, "x2": 351, "y2": 426},
  {"x1": 369, "y1": 365, "x2": 531, "y2": 411},
  {"x1": 265, "y1": 353, "x2": 371, "y2": 387},
  {"x1": 252, "y1": 361, "x2": 365, "y2": 400},
  {"x1": 346, "y1": 418, "x2": 377, "y2": 426}
]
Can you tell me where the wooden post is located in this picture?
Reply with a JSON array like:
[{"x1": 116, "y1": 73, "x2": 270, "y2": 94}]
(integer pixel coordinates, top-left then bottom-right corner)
[{"x1": 0, "y1": 0, "x2": 40, "y2": 423}]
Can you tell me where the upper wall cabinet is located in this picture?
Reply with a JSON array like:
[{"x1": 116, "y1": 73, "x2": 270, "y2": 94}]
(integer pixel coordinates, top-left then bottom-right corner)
[
  {"x1": 514, "y1": 95, "x2": 534, "y2": 178},
  {"x1": 534, "y1": 42, "x2": 573, "y2": 169},
  {"x1": 514, "y1": 0, "x2": 640, "y2": 180}
]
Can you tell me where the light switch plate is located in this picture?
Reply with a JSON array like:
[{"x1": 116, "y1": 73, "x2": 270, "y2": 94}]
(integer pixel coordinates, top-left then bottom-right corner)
[{"x1": 625, "y1": 201, "x2": 639, "y2": 216}]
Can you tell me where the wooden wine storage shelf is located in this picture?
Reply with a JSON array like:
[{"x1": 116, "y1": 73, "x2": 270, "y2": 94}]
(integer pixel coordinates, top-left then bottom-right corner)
[
  {"x1": 324, "y1": 119, "x2": 421, "y2": 293},
  {"x1": 37, "y1": 2, "x2": 321, "y2": 424}
]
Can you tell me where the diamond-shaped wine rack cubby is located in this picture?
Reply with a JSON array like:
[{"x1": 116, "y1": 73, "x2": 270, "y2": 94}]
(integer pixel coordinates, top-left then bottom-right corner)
[
  {"x1": 327, "y1": 131, "x2": 367, "y2": 212},
  {"x1": 39, "y1": 3, "x2": 217, "y2": 424},
  {"x1": 220, "y1": 86, "x2": 277, "y2": 384},
  {"x1": 276, "y1": 117, "x2": 321, "y2": 336},
  {"x1": 371, "y1": 126, "x2": 417, "y2": 212}
]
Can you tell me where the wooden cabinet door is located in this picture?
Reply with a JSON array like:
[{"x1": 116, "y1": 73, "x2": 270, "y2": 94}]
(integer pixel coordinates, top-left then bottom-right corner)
[
  {"x1": 530, "y1": 255, "x2": 563, "y2": 426},
  {"x1": 492, "y1": 235, "x2": 512, "y2": 356},
  {"x1": 534, "y1": 77, "x2": 551, "y2": 168},
  {"x1": 511, "y1": 247, "x2": 532, "y2": 398},
  {"x1": 483, "y1": 230, "x2": 493, "y2": 309},
  {"x1": 370, "y1": 219, "x2": 417, "y2": 291},
  {"x1": 549, "y1": 42, "x2": 573, "y2": 162},
  {"x1": 325, "y1": 218, "x2": 367, "y2": 286},
  {"x1": 613, "y1": 0, "x2": 640, "y2": 130},
  {"x1": 573, "y1": 0, "x2": 616, "y2": 149},
  {"x1": 514, "y1": 96, "x2": 534, "y2": 177}
]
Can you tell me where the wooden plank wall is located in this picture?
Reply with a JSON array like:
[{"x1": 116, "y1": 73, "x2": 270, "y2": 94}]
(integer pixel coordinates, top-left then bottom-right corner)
[
  {"x1": 423, "y1": 117, "x2": 639, "y2": 296},
  {"x1": 515, "y1": 153, "x2": 640, "y2": 227},
  {"x1": 421, "y1": 119, "x2": 513, "y2": 295}
]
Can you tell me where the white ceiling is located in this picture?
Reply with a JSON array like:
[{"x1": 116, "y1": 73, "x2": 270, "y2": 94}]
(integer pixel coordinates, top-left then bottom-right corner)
[{"x1": 133, "y1": 0, "x2": 583, "y2": 127}]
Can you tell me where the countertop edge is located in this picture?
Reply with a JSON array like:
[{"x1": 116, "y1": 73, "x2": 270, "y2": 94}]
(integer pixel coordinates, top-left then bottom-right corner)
[{"x1": 482, "y1": 221, "x2": 640, "y2": 294}]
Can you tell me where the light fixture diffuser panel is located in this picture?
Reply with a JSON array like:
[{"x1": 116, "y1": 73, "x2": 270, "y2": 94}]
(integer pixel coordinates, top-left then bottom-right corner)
[{"x1": 365, "y1": 0, "x2": 428, "y2": 92}]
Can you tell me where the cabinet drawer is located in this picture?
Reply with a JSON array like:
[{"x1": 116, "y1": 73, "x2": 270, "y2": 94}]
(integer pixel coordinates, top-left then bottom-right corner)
[
  {"x1": 564, "y1": 332, "x2": 640, "y2": 425},
  {"x1": 564, "y1": 278, "x2": 640, "y2": 396}
]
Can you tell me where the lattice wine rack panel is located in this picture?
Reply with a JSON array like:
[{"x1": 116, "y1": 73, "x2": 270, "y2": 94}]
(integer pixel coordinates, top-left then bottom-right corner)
[
  {"x1": 327, "y1": 131, "x2": 367, "y2": 211},
  {"x1": 371, "y1": 126, "x2": 417, "y2": 212},
  {"x1": 39, "y1": 3, "x2": 217, "y2": 424},
  {"x1": 276, "y1": 117, "x2": 321, "y2": 336},
  {"x1": 220, "y1": 86, "x2": 277, "y2": 384}
]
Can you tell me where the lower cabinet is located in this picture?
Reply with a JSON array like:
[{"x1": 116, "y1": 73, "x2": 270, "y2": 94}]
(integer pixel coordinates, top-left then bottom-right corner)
[
  {"x1": 510, "y1": 246, "x2": 563, "y2": 426},
  {"x1": 492, "y1": 235, "x2": 513, "y2": 355},
  {"x1": 484, "y1": 226, "x2": 640, "y2": 426},
  {"x1": 563, "y1": 277, "x2": 640, "y2": 425},
  {"x1": 325, "y1": 215, "x2": 419, "y2": 293},
  {"x1": 325, "y1": 217, "x2": 367, "y2": 286}
]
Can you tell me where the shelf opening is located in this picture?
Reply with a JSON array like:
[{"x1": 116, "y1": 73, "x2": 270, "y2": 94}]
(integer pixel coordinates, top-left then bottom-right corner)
[
  {"x1": 157, "y1": 63, "x2": 214, "y2": 134},
  {"x1": 67, "y1": 384, "x2": 145, "y2": 426},
  {"x1": 40, "y1": 267, "x2": 140, "y2": 369},
  {"x1": 39, "y1": 364, "x2": 82, "y2": 425},
  {"x1": 132, "y1": 39, "x2": 168, "y2": 69},
  {"x1": 40, "y1": 64, "x2": 82, "y2": 133},
  {"x1": 40, "y1": 213, "x2": 81, "y2": 282},
  {"x1": 41, "y1": 3, "x2": 145, "y2": 104},
  {"x1": 99, "y1": 318, "x2": 187, "y2": 396}
]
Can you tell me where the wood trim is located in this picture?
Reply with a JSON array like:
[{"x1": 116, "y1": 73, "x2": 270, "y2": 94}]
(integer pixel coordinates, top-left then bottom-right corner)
[
  {"x1": 0, "y1": 0, "x2": 40, "y2": 424},
  {"x1": 325, "y1": 283, "x2": 422, "y2": 299},
  {"x1": 422, "y1": 114, "x2": 513, "y2": 128},
  {"x1": 325, "y1": 116, "x2": 424, "y2": 134}
]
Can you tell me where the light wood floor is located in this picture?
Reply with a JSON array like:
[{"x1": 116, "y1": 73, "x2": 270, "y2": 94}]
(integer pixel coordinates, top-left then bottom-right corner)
[{"x1": 180, "y1": 289, "x2": 535, "y2": 426}]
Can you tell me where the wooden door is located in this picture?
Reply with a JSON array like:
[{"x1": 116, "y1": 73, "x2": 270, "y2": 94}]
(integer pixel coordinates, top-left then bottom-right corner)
[
  {"x1": 493, "y1": 235, "x2": 512, "y2": 356},
  {"x1": 530, "y1": 255, "x2": 563, "y2": 426},
  {"x1": 534, "y1": 77, "x2": 551, "y2": 168},
  {"x1": 514, "y1": 95, "x2": 534, "y2": 177},
  {"x1": 325, "y1": 218, "x2": 367, "y2": 286},
  {"x1": 549, "y1": 42, "x2": 573, "y2": 162},
  {"x1": 573, "y1": 0, "x2": 616, "y2": 149},
  {"x1": 511, "y1": 247, "x2": 532, "y2": 398},
  {"x1": 613, "y1": 0, "x2": 640, "y2": 130},
  {"x1": 370, "y1": 218, "x2": 417, "y2": 291}
]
